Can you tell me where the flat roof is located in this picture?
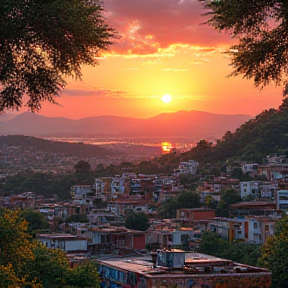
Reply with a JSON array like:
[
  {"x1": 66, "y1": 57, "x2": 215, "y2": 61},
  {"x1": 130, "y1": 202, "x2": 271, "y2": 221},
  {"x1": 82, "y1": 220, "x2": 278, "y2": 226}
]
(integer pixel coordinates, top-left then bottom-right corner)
[
  {"x1": 95, "y1": 251, "x2": 269, "y2": 278},
  {"x1": 231, "y1": 201, "x2": 276, "y2": 208},
  {"x1": 36, "y1": 233, "x2": 86, "y2": 240}
]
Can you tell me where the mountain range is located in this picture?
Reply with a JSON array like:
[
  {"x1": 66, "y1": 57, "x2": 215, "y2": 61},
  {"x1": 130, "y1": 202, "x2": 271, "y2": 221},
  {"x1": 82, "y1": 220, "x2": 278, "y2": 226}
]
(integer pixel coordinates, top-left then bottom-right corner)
[{"x1": 0, "y1": 111, "x2": 251, "y2": 140}]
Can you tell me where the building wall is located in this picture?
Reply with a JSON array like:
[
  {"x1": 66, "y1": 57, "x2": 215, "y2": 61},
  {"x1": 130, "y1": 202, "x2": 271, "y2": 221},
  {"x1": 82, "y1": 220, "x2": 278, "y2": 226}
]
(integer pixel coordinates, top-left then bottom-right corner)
[
  {"x1": 192, "y1": 210, "x2": 215, "y2": 220},
  {"x1": 240, "y1": 181, "x2": 259, "y2": 199},
  {"x1": 148, "y1": 274, "x2": 271, "y2": 288},
  {"x1": 133, "y1": 235, "x2": 146, "y2": 250},
  {"x1": 276, "y1": 190, "x2": 288, "y2": 210},
  {"x1": 65, "y1": 240, "x2": 87, "y2": 252},
  {"x1": 177, "y1": 209, "x2": 215, "y2": 222},
  {"x1": 98, "y1": 266, "x2": 271, "y2": 288}
]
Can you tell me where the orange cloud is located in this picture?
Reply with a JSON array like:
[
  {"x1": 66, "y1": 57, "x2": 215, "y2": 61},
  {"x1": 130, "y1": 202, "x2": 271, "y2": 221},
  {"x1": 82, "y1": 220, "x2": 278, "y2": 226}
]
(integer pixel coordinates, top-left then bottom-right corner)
[
  {"x1": 104, "y1": 0, "x2": 232, "y2": 56},
  {"x1": 62, "y1": 84, "x2": 130, "y2": 99}
]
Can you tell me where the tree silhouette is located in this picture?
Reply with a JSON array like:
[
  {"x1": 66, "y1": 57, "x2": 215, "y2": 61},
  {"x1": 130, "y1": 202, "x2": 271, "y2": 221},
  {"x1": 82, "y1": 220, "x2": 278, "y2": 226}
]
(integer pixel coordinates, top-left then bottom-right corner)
[
  {"x1": 200, "y1": 0, "x2": 288, "y2": 96},
  {"x1": 0, "y1": 0, "x2": 113, "y2": 111}
]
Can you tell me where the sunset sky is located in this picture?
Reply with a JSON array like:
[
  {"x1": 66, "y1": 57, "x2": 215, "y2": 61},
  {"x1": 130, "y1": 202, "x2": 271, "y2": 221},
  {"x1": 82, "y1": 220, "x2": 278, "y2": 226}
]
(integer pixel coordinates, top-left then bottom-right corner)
[{"x1": 31, "y1": 0, "x2": 283, "y2": 119}]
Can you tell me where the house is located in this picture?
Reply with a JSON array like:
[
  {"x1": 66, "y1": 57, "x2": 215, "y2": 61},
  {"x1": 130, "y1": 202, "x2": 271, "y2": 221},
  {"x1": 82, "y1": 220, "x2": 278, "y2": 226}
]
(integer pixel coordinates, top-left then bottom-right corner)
[
  {"x1": 240, "y1": 181, "x2": 259, "y2": 199},
  {"x1": 95, "y1": 249, "x2": 271, "y2": 288},
  {"x1": 176, "y1": 160, "x2": 199, "y2": 175},
  {"x1": 107, "y1": 200, "x2": 150, "y2": 216},
  {"x1": 260, "y1": 182, "x2": 278, "y2": 199},
  {"x1": 70, "y1": 185, "x2": 95, "y2": 206},
  {"x1": 158, "y1": 184, "x2": 182, "y2": 203},
  {"x1": 87, "y1": 226, "x2": 146, "y2": 254},
  {"x1": 266, "y1": 154, "x2": 287, "y2": 164},
  {"x1": 229, "y1": 201, "x2": 278, "y2": 218},
  {"x1": 176, "y1": 208, "x2": 216, "y2": 228},
  {"x1": 258, "y1": 164, "x2": 288, "y2": 181},
  {"x1": 87, "y1": 208, "x2": 122, "y2": 227},
  {"x1": 209, "y1": 217, "x2": 232, "y2": 241},
  {"x1": 129, "y1": 178, "x2": 142, "y2": 197},
  {"x1": 241, "y1": 163, "x2": 259, "y2": 177},
  {"x1": 146, "y1": 229, "x2": 172, "y2": 250},
  {"x1": 171, "y1": 229, "x2": 202, "y2": 249},
  {"x1": 153, "y1": 176, "x2": 179, "y2": 203},
  {"x1": 95, "y1": 177, "x2": 112, "y2": 201},
  {"x1": 276, "y1": 189, "x2": 288, "y2": 210},
  {"x1": 208, "y1": 215, "x2": 279, "y2": 244},
  {"x1": 111, "y1": 176, "x2": 125, "y2": 198},
  {"x1": 6, "y1": 195, "x2": 34, "y2": 209},
  {"x1": 66, "y1": 203, "x2": 90, "y2": 218},
  {"x1": 247, "y1": 216, "x2": 277, "y2": 244},
  {"x1": 36, "y1": 233, "x2": 87, "y2": 253}
]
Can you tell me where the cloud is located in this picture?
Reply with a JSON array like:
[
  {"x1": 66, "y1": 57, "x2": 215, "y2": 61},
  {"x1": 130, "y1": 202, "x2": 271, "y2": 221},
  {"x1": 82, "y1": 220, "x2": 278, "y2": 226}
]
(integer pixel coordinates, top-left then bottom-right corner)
[
  {"x1": 104, "y1": 0, "x2": 233, "y2": 56},
  {"x1": 62, "y1": 86, "x2": 130, "y2": 99},
  {"x1": 62, "y1": 83, "x2": 160, "y2": 99}
]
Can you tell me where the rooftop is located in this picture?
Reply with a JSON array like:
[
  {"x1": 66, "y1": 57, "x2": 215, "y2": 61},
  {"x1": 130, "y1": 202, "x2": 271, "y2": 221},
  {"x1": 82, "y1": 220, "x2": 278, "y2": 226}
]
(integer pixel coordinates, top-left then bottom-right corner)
[{"x1": 96, "y1": 249, "x2": 270, "y2": 278}]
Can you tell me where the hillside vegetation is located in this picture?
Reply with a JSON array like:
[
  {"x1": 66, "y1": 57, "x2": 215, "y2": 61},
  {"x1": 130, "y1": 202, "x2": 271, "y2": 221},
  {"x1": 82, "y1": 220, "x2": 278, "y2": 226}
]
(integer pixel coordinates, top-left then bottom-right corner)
[{"x1": 177, "y1": 98, "x2": 288, "y2": 164}]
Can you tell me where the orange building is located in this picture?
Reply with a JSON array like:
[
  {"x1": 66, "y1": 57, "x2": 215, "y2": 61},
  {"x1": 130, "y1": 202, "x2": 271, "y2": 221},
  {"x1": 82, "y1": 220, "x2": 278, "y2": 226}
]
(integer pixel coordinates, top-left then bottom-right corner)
[{"x1": 176, "y1": 208, "x2": 216, "y2": 228}]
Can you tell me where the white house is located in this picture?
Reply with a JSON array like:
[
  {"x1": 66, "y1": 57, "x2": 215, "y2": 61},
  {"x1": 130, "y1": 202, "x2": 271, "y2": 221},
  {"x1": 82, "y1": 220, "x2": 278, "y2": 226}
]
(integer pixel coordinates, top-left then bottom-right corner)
[
  {"x1": 240, "y1": 181, "x2": 259, "y2": 199},
  {"x1": 276, "y1": 190, "x2": 288, "y2": 210},
  {"x1": 37, "y1": 233, "x2": 87, "y2": 252}
]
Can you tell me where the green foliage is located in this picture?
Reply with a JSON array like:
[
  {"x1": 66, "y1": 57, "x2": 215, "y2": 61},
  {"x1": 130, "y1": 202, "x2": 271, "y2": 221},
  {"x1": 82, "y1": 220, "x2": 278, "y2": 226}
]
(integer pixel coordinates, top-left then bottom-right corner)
[
  {"x1": 198, "y1": 232, "x2": 261, "y2": 266},
  {"x1": 66, "y1": 261, "x2": 100, "y2": 288},
  {"x1": 179, "y1": 174, "x2": 200, "y2": 190},
  {"x1": 200, "y1": 0, "x2": 288, "y2": 95},
  {"x1": 159, "y1": 191, "x2": 201, "y2": 218},
  {"x1": 65, "y1": 214, "x2": 88, "y2": 223},
  {"x1": 26, "y1": 243, "x2": 100, "y2": 288},
  {"x1": 198, "y1": 232, "x2": 230, "y2": 257},
  {"x1": 0, "y1": 209, "x2": 35, "y2": 276},
  {"x1": 0, "y1": 264, "x2": 41, "y2": 288},
  {"x1": 0, "y1": 209, "x2": 100, "y2": 288},
  {"x1": 216, "y1": 189, "x2": 242, "y2": 217},
  {"x1": 177, "y1": 191, "x2": 201, "y2": 208},
  {"x1": 204, "y1": 195, "x2": 218, "y2": 210},
  {"x1": 225, "y1": 241, "x2": 261, "y2": 267},
  {"x1": 0, "y1": 170, "x2": 95, "y2": 199},
  {"x1": 74, "y1": 160, "x2": 92, "y2": 174},
  {"x1": 0, "y1": 0, "x2": 113, "y2": 111},
  {"x1": 258, "y1": 216, "x2": 288, "y2": 287},
  {"x1": 125, "y1": 212, "x2": 150, "y2": 231},
  {"x1": 230, "y1": 167, "x2": 251, "y2": 181},
  {"x1": 26, "y1": 243, "x2": 71, "y2": 288},
  {"x1": 19, "y1": 209, "x2": 50, "y2": 236}
]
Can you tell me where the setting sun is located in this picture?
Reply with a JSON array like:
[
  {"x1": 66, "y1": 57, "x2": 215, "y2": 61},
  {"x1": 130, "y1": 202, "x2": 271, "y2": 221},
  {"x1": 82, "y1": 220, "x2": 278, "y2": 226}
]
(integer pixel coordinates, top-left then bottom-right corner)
[{"x1": 162, "y1": 94, "x2": 172, "y2": 103}]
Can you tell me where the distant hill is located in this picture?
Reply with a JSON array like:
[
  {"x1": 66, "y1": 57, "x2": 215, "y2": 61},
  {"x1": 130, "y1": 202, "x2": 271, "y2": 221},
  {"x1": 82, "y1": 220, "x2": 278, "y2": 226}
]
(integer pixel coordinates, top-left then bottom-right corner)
[
  {"x1": 0, "y1": 112, "x2": 18, "y2": 122},
  {"x1": 0, "y1": 135, "x2": 114, "y2": 158},
  {"x1": 0, "y1": 110, "x2": 251, "y2": 140},
  {"x1": 177, "y1": 99, "x2": 288, "y2": 164}
]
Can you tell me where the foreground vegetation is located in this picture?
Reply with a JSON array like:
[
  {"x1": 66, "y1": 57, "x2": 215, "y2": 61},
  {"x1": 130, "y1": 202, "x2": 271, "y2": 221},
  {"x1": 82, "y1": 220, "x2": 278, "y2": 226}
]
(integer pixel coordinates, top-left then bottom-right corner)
[
  {"x1": 198, "y1": 232, "x2": 261, "y2": 267},
  {"x1": 0, "y1": 209, "x2": 100, "y2": 288}
]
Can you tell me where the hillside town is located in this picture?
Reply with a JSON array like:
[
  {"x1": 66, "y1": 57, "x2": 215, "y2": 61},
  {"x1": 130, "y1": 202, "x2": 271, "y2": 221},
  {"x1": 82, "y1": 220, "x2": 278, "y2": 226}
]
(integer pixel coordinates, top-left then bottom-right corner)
[
  {"x1": 0, "y1": 135, "x2": 162, "y2": 174},
  {"x1": 2, "y1": 155, "x2": 288, "y2": 287},
  {"x1": 2, "y1": 0, "x2": 288, "y2": 287}
]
